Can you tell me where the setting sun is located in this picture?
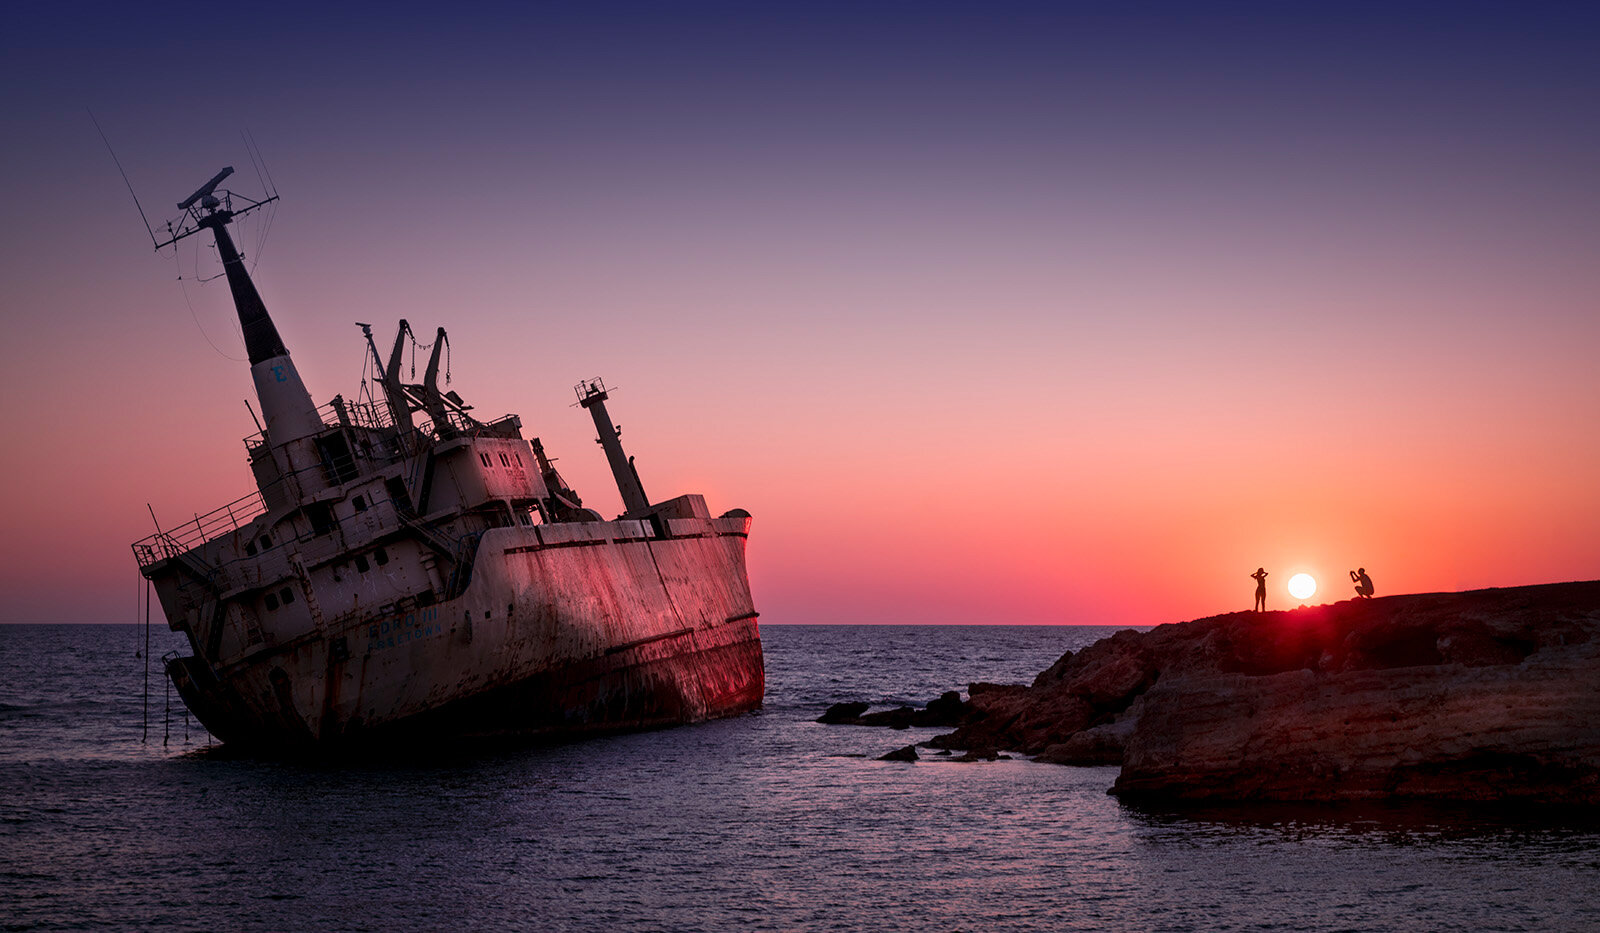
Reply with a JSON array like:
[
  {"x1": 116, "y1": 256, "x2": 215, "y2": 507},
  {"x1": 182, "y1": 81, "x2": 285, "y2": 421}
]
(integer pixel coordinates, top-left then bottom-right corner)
[{"x1": 1288, "y1": 573, "x2": 1317, "y2": 601}]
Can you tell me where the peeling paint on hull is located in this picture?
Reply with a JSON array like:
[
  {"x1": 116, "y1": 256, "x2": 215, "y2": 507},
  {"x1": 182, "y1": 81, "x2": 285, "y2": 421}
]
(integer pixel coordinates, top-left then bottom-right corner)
[{"x1": 166, "y1": 516, "x2": 764, "y2": 751}]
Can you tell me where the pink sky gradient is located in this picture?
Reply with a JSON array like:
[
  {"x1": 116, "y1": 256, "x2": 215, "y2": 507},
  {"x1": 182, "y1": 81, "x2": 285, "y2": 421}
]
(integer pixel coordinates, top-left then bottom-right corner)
[{"x1": 2, "y1": 4, "x2": 1597, "y2": 625}]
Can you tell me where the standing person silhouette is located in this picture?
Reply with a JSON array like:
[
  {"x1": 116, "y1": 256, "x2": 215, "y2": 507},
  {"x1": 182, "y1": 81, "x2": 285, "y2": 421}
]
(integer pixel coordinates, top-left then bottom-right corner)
[
  {"x1": 1350, "y1": 568, "x2": 1375, "y2": 599},
  {"x1": 1251, "y1": 568, "x2": 1269, "y2": 612}
]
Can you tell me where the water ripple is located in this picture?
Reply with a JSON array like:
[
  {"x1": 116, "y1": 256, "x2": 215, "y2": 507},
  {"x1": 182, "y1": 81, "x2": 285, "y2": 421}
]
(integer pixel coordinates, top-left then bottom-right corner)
[{"x1": 0, "y1": 623, "x2": 1595, "y2": 931}]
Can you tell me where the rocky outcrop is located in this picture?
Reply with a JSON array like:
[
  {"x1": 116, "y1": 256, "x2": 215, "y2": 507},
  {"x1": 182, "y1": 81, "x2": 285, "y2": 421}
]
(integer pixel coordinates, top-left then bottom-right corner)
[
  {"x1": 924, "y1": 581, "x2": 1600, "y2": 802},
  {"x1": 1114, "y1": 653, "x2": 1600, "y2": 802}
]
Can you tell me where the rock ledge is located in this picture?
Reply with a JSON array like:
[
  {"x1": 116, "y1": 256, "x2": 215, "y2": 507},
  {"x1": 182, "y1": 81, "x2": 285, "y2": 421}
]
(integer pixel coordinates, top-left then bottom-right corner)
[{"x1": 842, "y1": 581, "x2": 1600, "y2": 803}]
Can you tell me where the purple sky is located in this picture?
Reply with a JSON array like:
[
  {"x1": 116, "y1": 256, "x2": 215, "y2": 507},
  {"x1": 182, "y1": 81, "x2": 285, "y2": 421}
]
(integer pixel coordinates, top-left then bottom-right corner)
[{"x1": 3, "y1": 2, "x2": 1598, "y2": 625}]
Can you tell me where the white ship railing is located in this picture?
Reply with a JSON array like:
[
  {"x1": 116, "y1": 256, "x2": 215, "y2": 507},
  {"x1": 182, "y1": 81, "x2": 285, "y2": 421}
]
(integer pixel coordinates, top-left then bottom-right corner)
[
  {"x1": 133, "y1": 401, "x2": 523, "y2": 572},
  {"x1": 132, "y1": 488, "x2": 269, "y2": 571},
  {"x1": 242, "y1": 398, "x2": 394, "y2": 453}
]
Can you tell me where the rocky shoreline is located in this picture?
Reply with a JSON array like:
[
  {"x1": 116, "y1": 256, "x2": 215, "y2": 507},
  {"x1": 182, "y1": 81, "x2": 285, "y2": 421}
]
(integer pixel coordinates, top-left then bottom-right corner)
[{"x1": 821, "y1": 580, "x2": 1600, "y2": 803}]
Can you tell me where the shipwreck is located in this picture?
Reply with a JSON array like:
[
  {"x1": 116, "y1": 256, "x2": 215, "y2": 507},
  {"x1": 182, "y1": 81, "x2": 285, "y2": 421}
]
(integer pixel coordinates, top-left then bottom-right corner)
[{"x1": 131, "y1": 166, "x2": 764, "y2": 749}]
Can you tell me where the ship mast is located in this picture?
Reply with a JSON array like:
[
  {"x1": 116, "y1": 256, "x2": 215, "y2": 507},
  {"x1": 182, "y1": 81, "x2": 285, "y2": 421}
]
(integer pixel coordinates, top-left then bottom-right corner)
[
  {"x1": 577, "y1": 378, "x2": 651, "y2": 516},
  {"x1": 156, "y1": 167, "x2": 322, "y2": 446}
]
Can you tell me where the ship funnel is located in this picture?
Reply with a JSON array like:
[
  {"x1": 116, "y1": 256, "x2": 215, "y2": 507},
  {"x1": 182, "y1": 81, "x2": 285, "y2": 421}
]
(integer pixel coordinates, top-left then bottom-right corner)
[{"x1": 577, "y1": 378, "x2": 650, "y2": 515}]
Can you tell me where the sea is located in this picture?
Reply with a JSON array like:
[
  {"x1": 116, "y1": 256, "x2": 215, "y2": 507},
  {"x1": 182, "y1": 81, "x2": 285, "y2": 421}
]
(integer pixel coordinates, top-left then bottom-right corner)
[{"x1": 2, "y1": 623, "x2": 1597, "y2": 932}]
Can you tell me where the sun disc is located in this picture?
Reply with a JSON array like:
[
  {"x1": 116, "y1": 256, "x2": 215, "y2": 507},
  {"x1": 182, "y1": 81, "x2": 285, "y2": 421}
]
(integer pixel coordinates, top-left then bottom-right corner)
[{"x1": 1288, "y1": 573, "x2": 1316, "y2": 600}]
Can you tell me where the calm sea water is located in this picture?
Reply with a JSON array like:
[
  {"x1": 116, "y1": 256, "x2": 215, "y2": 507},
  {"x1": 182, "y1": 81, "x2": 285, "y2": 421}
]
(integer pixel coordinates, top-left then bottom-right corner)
[{"x1": 2, "y1": 623, "x2": 1597, "y2": 932}]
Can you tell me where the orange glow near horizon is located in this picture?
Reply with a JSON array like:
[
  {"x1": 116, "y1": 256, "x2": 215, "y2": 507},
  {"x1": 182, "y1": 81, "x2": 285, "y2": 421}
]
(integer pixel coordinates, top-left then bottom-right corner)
[{"x1": 2, "y1": 6, "x2": 1599, "y2": 626}]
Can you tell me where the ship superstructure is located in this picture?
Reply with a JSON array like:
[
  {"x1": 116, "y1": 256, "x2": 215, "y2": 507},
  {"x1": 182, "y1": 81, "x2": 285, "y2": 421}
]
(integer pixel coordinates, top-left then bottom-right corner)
[{"x1": 132, "y1": 168, "x2": 763, "y2": 748}]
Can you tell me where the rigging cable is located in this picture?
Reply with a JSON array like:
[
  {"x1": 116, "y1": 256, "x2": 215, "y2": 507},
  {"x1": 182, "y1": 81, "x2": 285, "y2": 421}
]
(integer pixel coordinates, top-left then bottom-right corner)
[
  {"x1": 248, "y1": 128, "x2": 279, "y2": 197},
  {"x1": 175, "y1": 245, "x2": 247, "y2": 361},
  {"x1": 248, "y1": 196, "x2": 277, "y2": 271},
  {"x1": 188, "y1": 236, "x2": 225, "y2": 284},
  {"x1": 258, "y1": 199, "x2": 277, "y2": 265},
  {"x1": 242, "y1": 131, "x2": 280, "y2": 267},
  {"x1": 88, "y1": 109, "x2": 158, "y2": 249},
  {"x1": 144, "y1": 580, "x2": 152, "y2": 742},
  {"x1": 408, "y1": 331, "x2": 444, "y2": 382},
  {"x1": 141, "y1": 573, "x2": 149, "y2": 743},
  {"x1": 358, "y1": 333, "x2": 378, "y2": 411},
  {"x1": 243, "y1": 130, "x2": 268, "y2": 201}
]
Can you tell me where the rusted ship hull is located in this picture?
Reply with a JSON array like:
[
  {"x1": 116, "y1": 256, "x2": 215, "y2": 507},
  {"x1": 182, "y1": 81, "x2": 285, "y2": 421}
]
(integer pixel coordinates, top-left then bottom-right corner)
[{"x1": 162, "y1": 514, "x2": 763, "y2": 750}]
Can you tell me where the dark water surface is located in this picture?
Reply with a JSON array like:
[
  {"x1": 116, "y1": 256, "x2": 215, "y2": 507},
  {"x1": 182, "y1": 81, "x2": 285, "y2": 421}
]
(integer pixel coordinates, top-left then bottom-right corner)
[{"x1": 2, "y1": 623, "x2": 1596, "y2": 932}]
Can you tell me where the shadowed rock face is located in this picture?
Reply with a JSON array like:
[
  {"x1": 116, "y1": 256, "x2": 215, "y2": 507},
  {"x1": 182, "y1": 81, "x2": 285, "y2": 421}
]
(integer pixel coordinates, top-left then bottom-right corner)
[{"x1": 930, "y1": 581, "x2": 1600, "y2": 803}]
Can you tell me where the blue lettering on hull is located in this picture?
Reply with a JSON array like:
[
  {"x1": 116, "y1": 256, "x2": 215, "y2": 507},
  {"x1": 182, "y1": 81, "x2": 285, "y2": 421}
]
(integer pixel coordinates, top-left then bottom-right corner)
[{"x1": 365, "y1": 607, "x2": 442, "y2": 655}]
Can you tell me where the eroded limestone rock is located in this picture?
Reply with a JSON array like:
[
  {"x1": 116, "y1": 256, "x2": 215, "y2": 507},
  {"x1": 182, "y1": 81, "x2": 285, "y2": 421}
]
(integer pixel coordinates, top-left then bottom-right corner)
[{"x1": 938, "y1": 581, "x2": 1600, "y2": 802}]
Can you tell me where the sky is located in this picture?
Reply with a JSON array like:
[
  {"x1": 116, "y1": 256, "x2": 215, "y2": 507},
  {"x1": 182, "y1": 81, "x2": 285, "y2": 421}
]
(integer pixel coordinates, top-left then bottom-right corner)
[{"x1": 2, "y1": 1, "x2": 1597, "y2": 626}]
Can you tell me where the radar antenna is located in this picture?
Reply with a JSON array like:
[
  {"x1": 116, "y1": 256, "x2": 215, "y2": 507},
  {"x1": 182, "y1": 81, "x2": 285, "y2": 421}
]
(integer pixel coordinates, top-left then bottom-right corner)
[
  {"x1": 177, "y1": 166, "x2": 234, "y2": 211},
  {"x1": 154, "y1": 164, "x2": 278, "y2": 252}
]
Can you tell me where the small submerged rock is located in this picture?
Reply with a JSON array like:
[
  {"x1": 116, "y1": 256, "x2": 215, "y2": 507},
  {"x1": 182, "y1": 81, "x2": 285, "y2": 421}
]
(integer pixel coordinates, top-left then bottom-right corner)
[
  {"x1": 877, "y1": 745, "x2": 919, "y2": 762},
  {"x1": 815, "y1": 691, "x2": 974, "y2": 728},
  {"x1": 863, "y1": 707, "x2": 917, "y2": 729},
  {"x1": 818, "y1": 702, "x2": 870, "y2": 724}
]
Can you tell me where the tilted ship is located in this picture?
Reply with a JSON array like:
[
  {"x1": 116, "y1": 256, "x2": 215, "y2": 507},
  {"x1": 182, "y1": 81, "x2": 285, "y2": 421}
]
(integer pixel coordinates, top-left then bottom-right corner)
[{"x1": 131, "y1": 167, "x2": 764, "y2": 749}]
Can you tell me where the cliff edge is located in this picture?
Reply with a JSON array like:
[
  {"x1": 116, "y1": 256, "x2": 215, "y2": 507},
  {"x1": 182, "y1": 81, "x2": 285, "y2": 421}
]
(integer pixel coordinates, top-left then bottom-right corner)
[{"x1": 930, "y1": 581, "x2": 1600, "y2": 803}]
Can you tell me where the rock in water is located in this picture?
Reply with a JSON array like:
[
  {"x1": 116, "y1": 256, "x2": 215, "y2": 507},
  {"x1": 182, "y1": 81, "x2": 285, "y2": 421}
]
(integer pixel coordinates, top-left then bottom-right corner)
[
  {"x1": 924, "y1": 690, "x2": 965, "y2": 721},
  {"x1": 859, "y1": 706, "x2": 917, "y2": 729},
  {"x1": 817, "y1": 702, "x2": 870, "y2": 724},
  {"x1": 878, "y1": 745, "x2": 919, "y2": 762},
  {"x1": 931, "y1": 580, "x2": 1600, "y2": 802},
  {"x1": 816, "y1": 691, "x2": 976, "y2": 728}
]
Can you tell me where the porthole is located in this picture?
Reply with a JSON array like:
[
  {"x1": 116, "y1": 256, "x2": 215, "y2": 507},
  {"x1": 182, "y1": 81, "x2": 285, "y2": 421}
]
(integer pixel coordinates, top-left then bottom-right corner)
[{"x1": 280, "y1": 587, "x2": 295, "y2": 604}]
